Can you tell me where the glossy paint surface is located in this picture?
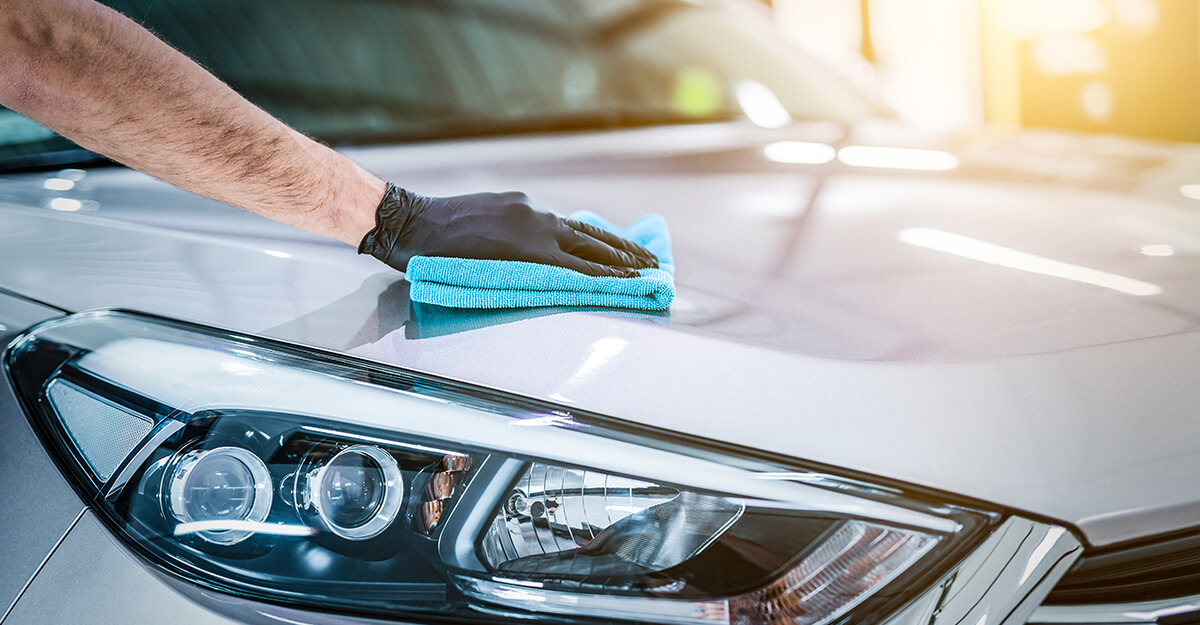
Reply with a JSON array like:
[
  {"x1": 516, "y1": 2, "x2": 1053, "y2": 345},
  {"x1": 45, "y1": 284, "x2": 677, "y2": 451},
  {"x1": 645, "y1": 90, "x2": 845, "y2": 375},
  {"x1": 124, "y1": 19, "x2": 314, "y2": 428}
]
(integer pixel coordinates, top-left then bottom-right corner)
[
  {"x1": 0, "y1": 293, "x2": 77, "y2": 618},
  {"x1": 2, "y1": 121, "x2": 1199, "y2": 546},
  {"x1": 4, "y1": 512, "x2": 245, "y2": 625},
  {"x1": 5, "y1": 511, "x2": 430, "y2": 625}
]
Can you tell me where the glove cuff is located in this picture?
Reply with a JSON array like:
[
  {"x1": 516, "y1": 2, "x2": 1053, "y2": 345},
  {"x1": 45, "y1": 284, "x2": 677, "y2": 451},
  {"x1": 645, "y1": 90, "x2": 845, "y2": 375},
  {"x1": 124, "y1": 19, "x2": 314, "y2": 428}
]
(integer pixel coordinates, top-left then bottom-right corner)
[{"x1": 357, "y1": 182, "x2": 419, "y2": 270}]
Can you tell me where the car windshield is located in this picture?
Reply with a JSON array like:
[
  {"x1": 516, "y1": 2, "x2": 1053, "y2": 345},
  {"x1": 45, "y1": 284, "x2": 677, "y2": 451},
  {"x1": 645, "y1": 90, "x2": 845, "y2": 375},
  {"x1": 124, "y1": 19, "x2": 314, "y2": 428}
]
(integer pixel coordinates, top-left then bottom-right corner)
[{"x1": 0, "y1": 0, "x2": 878, "y2": 169}]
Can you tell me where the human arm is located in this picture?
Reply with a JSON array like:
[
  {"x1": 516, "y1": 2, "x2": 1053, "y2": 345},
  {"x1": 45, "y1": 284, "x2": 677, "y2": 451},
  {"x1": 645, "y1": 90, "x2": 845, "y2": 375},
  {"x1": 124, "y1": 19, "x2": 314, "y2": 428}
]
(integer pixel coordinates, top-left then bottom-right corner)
[{"x1": 0, "y1": 0, "x2": 656, "y2": 276}]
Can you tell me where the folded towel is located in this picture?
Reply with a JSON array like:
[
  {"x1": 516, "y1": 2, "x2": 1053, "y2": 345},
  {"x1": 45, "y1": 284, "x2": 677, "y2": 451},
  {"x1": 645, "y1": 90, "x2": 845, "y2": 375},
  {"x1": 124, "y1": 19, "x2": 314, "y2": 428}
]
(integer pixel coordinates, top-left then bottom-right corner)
[{"x1": 406, "y1": 211, "x2": 675, "y2": 311}]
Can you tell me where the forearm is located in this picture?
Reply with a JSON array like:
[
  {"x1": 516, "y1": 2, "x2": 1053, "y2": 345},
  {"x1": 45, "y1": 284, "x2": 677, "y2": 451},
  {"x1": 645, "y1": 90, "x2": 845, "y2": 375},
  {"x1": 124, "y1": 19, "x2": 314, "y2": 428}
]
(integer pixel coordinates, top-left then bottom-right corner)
[{"x1": 0, "y1": 0, "x2": 382, "y2": 245}]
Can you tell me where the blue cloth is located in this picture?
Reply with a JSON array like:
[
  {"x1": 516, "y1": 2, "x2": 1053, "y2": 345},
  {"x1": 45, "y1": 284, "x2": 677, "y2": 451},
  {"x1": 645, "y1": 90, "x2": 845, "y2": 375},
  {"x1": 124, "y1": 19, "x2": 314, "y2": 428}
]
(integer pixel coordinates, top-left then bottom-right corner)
[{"x1": 406, "y1": 211, "x2": 675, "y2": 311}]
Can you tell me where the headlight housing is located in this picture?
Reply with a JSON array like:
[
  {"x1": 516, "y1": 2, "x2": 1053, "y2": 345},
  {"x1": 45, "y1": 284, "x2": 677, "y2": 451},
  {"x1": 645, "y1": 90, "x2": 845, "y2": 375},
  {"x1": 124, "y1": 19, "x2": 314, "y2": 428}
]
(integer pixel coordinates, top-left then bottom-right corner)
[{"x1": 6, "y1": 311, "x2": 998, "y2": 624}]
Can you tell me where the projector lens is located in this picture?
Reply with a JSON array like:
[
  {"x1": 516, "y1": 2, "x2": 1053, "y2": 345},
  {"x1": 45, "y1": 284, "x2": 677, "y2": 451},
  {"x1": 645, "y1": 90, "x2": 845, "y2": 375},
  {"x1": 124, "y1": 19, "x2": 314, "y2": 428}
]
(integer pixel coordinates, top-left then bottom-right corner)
[
  {"x1": 307, "y1": 445, "x2": 403, "y2": 540},
  {"x1": 167, "y1": 446, "x2": 272, "y2": 545},
  {"x1": 323, "y1": 452, "x2": 386, "y2": 528}
]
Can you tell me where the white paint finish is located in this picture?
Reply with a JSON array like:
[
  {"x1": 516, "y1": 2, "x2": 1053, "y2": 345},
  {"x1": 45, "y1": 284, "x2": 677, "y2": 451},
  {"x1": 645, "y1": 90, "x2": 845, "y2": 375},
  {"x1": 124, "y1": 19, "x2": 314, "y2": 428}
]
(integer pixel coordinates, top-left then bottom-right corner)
[
  {"x1": 898, "y1": 227, "x2": 1162, "y2": 296},
  {"x1": 0, "y1": 194, "x2": 382, "y2": 335},
  {"x1": 2, "y1": 126, "x2": 1200, "y2": 545},
  {"x1": 347, "y1": 305, "x2": 1200, "y2": 546},
  {"x1": 3, "y1": 512, "x2": 243, "y2": 625},
  {"x1": 0, "y1": 298, "x2": 81, "y2": 618}
]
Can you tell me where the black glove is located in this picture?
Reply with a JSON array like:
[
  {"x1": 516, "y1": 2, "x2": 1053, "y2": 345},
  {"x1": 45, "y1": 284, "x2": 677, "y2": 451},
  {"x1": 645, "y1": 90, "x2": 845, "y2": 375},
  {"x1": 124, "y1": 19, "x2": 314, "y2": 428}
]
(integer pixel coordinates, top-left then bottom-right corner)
[{"x1": 358, "y1": 183, "x2": 659, "y2": 277}]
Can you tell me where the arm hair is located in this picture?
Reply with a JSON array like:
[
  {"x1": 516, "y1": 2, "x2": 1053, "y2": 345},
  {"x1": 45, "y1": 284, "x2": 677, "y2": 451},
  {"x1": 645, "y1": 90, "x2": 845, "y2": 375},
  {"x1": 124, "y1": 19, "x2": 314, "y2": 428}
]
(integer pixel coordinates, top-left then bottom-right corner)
[{"x1": 0, "y1": 0, "x2": 383, "y2": 244}]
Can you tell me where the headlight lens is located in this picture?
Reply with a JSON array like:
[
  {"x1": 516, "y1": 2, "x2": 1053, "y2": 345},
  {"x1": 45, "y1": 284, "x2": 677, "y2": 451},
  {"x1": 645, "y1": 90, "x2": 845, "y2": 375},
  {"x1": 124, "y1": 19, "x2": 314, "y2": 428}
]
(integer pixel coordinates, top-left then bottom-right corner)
[
  {"x1": 298, "y1": 443, "x2": 407, "y2": 541},
  {"x1": 6, "y1": 311, "x2": 998, "y2": 625},
  {"x1": 481, "y1": 463, "x2": 745, "y2": 575},
  {"x1": 167, "y1": 445, "x2": 272, "y2": 546}
]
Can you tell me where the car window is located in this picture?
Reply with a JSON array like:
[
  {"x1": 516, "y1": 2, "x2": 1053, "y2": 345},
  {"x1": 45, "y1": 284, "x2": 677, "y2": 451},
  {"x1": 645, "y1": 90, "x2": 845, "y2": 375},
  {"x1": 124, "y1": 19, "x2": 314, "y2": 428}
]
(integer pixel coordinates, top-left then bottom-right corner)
[
  {"x1": 0, "y1": 108, "x2": 95, "y2": 170},
  {"x1": 0, "y1": 0, "x2": 878, "y2": 167}
]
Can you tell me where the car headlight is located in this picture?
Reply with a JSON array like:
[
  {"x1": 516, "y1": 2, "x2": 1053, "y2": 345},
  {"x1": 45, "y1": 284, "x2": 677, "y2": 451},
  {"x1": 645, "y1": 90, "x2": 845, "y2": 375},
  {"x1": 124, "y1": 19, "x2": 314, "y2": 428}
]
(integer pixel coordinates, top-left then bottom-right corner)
[{"x1": 6, "y1": 311, "x2": 998, "y2": 625}]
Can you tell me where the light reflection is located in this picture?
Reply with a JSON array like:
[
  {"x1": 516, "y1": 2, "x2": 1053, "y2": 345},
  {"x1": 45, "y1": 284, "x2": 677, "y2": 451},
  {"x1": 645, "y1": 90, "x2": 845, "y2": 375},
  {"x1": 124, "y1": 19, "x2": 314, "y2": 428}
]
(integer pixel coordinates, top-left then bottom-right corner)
[
  {"x1": 1005, "y1": 0, "x2": 1109, "y2": 38},
  {"x1": 672, "y1": 66, "x2": 723, "y2": 118},
  {"x1": 1127, "y1": 604, "x2": 1200, "y2": 621},
  {"x1": 605, "y1": 504, "x2": 652, "y2": 514},
  {"x1": 1033, "y1": 36, "x2": 1107, "y2": 76},
  {"x1": 735, "y1": 80, "x2": 792, "y2": 129},
  {"x1": 493, "y1": 577, "x2": 545, "y2": 589},
  {"x1": 763, "y1": 141, "x2": 836, "y2": 165},
  {"x1": 302, "y1": 545, "x2": 334, "y2": 572},
  {"x1": 257, "y1": 612, "x2": 312, "y2": 625},
  {"x1": 1113, "y1": 0, "x2": 1160, "y2": 34},
  {"x1": 899, "y1": 227, "x2": 1163, "y2": 296},
  {"x1": 56, "y1": 168, "x2": 87, "y2": 181},
  {"x1": 264, "y1": 249, "x2": 291, "y2": 258},
  {"x1": 571, "y1": 338, "x2": 629, "y2": 383},
  {"x1": 43, "y1": 178, "x2": 75, "y2": 191},
  {"x1": 1140, "y1": 244, "x2": 1174, "y2": 257},
  {"x1": 494, "y1": 587, "x2": 548, "y2": 603},
  {"x1": 837, "y1": 146, "x2": 959, "y2": 171},
  {"x1": 560, "y1": 60, "x2": 599, "y2": 109},
  {"x1": 753, "y1": 471, "x2": 824, "y2": 483},
  {"x1": 510, "y1": 415, "x2": 574, "y2": 428},
  {"x1": 220, "y1": 360, "x2": 260, "y2": 376},
  {"x1": 173, "y1": 520, "x2": 315, "y2": 538},
  {"x1": 300, "y1": 425, "x2": 463, "y2": 458},
  {"x1": 48, "y1": 198, "x2": 83, "y2": 212},
  {"x1": 1079, "y1": 80, "x2": 1115, "y2": 122},
  {"x1": 1019, "y1": 527, "x2": 1065, "y2": 584},
  {"x1": 1178, "y1": 184, "x2": 1200, "y2": 200}
]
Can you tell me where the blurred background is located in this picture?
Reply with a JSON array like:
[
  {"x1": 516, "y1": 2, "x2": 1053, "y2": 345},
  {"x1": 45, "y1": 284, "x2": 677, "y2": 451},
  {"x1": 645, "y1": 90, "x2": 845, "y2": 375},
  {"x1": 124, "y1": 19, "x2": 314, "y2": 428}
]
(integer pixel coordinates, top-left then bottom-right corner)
[{"x1": 771, "y1": 0, "x2": 1195, "y2": 141}]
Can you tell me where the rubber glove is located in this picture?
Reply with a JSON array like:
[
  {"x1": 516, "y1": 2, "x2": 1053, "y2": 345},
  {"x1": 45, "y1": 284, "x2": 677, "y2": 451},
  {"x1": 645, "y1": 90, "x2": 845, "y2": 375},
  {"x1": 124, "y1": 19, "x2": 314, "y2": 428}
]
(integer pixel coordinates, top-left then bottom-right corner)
[{"x1": 358, "y1": 183, "x2": 659, "y2": 277}]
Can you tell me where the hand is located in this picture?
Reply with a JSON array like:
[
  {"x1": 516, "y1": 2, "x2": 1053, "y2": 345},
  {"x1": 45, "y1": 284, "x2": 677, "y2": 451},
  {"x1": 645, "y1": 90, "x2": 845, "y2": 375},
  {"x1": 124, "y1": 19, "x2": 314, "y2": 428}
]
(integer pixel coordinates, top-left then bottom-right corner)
[{"x1": 358, "y1": 184, "x2": 659, "y2": 277}]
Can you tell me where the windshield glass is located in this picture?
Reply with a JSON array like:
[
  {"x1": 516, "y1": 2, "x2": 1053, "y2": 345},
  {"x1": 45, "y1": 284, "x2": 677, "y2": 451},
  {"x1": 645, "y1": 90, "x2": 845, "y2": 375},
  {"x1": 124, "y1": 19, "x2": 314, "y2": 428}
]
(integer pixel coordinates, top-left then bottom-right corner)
[{"x1": 0, "y1": 0, "x2": 878, "y2": 167}]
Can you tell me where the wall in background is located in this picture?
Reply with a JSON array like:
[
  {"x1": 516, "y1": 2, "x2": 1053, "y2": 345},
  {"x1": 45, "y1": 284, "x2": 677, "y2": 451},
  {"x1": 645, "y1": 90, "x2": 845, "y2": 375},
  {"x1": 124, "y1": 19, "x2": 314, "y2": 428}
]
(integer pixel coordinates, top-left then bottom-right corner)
[
  {"x1": 773, "y1": 0, "x2": 984, "y2": 132},
  {"x1": 773, "y1": 0, "x2": 1200, "y2": 142},
  {"x1": 983, "y1": 0, "x2": 1199, "y2": 142}
]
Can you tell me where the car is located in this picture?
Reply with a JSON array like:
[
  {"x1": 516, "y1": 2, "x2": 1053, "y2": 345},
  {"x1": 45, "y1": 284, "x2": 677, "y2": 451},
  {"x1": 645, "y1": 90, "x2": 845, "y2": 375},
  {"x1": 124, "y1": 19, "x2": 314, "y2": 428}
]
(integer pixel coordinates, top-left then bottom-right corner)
[{"x1": 1, "y1": 1, "x2": 1198, "y2": 624}]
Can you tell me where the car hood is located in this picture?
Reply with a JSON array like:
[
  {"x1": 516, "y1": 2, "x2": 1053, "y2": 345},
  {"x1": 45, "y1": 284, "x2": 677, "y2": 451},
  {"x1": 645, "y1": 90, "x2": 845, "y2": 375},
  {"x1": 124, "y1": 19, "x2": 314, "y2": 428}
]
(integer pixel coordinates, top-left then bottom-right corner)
[{"x1": 3, "y1": 121, "x2": 1200, "y2": 546}]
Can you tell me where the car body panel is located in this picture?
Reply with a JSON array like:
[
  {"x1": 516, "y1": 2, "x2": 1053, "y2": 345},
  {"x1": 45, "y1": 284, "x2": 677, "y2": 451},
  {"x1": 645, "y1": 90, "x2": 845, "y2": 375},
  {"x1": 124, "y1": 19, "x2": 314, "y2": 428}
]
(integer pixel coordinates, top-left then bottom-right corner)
[
  {"x1": 2, "y1": 511, "x2": 244, "y2": 625},
  {"x1": 2, "y1": 123, "x2": 1200, "y2": 546},
  {"x1": 0, "y1": 293, "x2": 76, "y2": 617},
  {"x1": 4, "y1": 510, "x2": 426, "y2": 625}
]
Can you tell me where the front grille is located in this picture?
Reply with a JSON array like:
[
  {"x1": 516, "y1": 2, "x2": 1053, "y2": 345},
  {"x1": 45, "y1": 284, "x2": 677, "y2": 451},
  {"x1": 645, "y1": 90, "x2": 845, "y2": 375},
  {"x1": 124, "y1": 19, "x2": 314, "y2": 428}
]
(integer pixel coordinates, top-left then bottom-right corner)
[{"x1": 1044, "y1": 531, "x2": 1200, "y2": 605}]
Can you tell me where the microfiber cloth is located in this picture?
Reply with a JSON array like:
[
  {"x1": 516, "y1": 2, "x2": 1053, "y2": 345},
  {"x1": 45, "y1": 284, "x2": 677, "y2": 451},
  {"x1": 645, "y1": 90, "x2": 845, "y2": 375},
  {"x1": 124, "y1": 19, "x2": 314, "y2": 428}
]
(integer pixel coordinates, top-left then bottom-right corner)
[{"x1": 405, "y1": 211, "x2": 675, "y2": 311}]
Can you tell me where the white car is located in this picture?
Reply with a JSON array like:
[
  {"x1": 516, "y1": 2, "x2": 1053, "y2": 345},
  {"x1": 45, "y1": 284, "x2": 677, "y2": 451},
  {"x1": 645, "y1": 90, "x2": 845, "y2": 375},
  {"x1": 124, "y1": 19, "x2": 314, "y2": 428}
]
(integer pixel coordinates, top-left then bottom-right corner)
[{"x1": 1, "y1": 1, "x2": 1197, "y2": 625}]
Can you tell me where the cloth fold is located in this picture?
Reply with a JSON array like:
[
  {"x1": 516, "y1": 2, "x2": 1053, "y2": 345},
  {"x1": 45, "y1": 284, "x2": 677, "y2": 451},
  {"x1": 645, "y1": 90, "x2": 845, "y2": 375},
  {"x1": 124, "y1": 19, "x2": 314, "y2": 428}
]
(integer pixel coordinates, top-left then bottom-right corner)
[{"x1": 406, "y1": 211, "x2": 675, "y2": 311}]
